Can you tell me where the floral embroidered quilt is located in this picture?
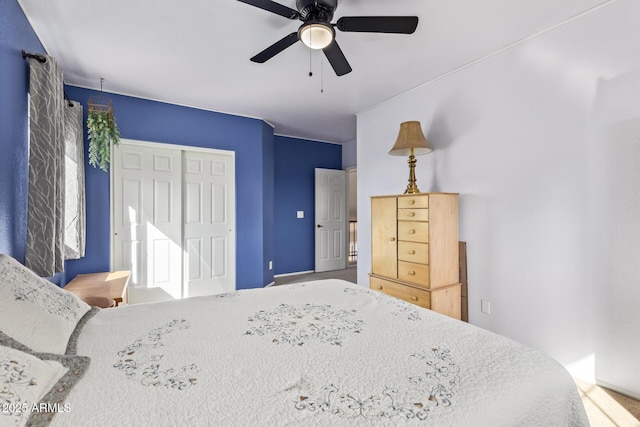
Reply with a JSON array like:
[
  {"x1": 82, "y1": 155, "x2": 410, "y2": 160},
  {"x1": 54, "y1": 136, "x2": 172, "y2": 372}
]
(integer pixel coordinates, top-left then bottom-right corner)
[{"x1": 49, "y1": 279, "x2": 588, "y2": 426}]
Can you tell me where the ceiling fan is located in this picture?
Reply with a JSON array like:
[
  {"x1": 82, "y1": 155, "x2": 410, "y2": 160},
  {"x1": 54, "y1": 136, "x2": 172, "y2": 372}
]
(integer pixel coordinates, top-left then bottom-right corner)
[{"x1": 237, "y1": 0, "x2": 419, "y2": 76}]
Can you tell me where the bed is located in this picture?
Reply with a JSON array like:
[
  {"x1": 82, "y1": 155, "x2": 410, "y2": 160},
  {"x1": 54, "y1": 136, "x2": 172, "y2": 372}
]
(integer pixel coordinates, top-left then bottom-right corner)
[{"x1": 0, "y1": 254, "x2": 589, "y2": 426}]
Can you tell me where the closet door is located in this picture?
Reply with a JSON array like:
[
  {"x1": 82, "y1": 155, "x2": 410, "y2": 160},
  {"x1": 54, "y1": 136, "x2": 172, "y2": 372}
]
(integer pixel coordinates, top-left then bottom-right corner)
[
  {"x1": 112, "y1": 143, "x2": 183, "y2": 301},
  {"x1": 183, "y1": 151, "x2": 235, "y2": 297}
]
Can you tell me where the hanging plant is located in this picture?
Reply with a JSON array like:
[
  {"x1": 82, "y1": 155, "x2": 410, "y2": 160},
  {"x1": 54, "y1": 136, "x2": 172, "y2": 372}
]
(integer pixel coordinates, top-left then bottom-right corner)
[
  {"x1": 87, "y1": 109, "x2": 120, "y2": 171},
  {"x1": 87, "y1": 78, "x2": 120, "y2": 172}
]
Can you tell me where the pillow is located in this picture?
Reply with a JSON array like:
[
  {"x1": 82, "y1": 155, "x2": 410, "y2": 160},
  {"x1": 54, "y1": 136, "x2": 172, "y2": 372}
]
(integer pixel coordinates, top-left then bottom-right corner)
[
  {"x1": 0, "y1": 331, "x2": 33, "y2": 353},
  {"x1": 0, "y1": 345, "x2": 89, "y2": 427},
  {"x1": 0, "y1": 254, "x2": 91, "y2": 355},
  {"x1": 0, "y1": 308, "x2": 98, "y2": 357}
]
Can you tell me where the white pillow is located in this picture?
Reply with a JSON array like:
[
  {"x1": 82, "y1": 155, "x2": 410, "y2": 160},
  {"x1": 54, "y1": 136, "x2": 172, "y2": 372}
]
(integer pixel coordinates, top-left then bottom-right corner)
[
  {"x1": 0, "y1": 254, "x2": 91, "y2": 354},
  {"x1": 0, "y1": 345, "x2": 89, "y2": 427}
]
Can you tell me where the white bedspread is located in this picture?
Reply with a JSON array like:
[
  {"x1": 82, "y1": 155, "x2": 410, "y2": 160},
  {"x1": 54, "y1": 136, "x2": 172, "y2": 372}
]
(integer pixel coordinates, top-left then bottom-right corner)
[{"x1": 51, "y1": 279, "x2": 588, "y2": 426}]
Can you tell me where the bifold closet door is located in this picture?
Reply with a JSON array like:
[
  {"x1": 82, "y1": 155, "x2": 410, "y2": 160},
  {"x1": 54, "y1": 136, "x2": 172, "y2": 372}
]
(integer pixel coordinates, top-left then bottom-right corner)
[{"x1": 112, "y1": 144, "x2": 183, "y2": 301}]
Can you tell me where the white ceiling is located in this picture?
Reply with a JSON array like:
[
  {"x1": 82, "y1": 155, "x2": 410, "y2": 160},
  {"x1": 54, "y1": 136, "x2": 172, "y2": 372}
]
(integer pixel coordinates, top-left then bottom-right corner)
[{"x1": 18, "y1": 0, "x2": 609, "y2": 143}]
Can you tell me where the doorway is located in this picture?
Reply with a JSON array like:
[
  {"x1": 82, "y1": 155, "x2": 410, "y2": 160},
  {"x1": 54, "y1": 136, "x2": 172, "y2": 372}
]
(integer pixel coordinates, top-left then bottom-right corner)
[{"x1": 346, "y1": 167, "x2": 357, "y2": 264}]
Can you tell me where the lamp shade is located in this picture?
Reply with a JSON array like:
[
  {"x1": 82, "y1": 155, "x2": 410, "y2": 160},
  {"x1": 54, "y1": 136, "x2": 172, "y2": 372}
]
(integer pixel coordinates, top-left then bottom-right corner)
[{"x1": 388, "y1": 121, "x2": 432, "y2": 156}]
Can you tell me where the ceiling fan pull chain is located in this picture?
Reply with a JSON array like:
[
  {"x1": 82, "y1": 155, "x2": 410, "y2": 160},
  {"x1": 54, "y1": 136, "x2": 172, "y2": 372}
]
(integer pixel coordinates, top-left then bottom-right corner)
[
  {"x1": 309, "y1": 48, "x2": 313, "y2": 77},
  {"x1": 321, "y1": 59, "x2": 324, "y2": 93}
]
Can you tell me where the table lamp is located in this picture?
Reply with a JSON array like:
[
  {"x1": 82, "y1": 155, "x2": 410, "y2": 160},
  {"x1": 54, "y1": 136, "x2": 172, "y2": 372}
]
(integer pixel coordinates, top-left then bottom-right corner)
[{"x1": 388, "y1": 121, "x2": 432, "y2": 194}]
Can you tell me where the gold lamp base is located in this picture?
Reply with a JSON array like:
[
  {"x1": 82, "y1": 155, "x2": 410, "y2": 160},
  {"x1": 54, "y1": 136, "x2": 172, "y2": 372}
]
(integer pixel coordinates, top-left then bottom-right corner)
[{"x1": 404, "y1": 153, "x2": 420, "y2": 194}]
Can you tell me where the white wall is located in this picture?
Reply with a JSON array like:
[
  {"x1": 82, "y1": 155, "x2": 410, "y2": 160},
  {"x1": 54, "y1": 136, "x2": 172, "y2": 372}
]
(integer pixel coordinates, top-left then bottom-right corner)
[
  {"x1": 357, "y1": 0, "x2": 640, "y2": 398},
  {"x1": 342, "y1": 139, "x2": 357, "y2": 169}
]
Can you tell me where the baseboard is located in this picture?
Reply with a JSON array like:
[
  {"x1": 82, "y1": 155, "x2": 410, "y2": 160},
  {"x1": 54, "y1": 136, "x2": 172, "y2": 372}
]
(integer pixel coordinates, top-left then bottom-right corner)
[
  {"x1": 596, "y1": 379, "x2": 640, "y2": 401},
  {"x1": 264, "y1": 281, "x2": 275, "y2": 288},
  {"x1": 273, "y1": 270, "x2": 314, "y2": 278}
]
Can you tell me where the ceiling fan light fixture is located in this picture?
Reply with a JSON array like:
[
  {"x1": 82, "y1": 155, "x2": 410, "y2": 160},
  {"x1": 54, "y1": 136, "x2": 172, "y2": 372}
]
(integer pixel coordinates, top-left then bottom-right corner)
[{"x1": 299, "y1": 22, "x2": 334, "y2": 49}]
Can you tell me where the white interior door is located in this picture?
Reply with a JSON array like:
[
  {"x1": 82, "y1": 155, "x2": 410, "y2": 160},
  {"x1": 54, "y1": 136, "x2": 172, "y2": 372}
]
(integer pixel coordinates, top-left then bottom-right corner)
[
  {"x1": 315, "y1": 168, "x2": 347, "y2": 272},
  {"x1": 183, "y1": 151, "x2": 235, "y2": 297},
  {"x1": 112, "y1": 143, "x2": 183, "y2": 301}
]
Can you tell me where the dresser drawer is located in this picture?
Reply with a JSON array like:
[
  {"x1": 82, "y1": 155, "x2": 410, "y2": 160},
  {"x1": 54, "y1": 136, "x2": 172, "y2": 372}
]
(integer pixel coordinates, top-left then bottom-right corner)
[
  {"x1": 398, "y1": 241, "x2": 428, "y2": 264},
  {"x1": 398, "y1": 195, "x2": 429, "y2": 209},
  {"x1": 398, "y1": 221, "x2": 429, "y2": 243},
  {"x1": 370, "y1": 276, "x2": 431, "y2": 309},
  {"x1": 397, "y1": 208, "x2": 428, "y2": 221},
  {"x1": 398, "y1": 261, "x2": 430, "y2": 286}
]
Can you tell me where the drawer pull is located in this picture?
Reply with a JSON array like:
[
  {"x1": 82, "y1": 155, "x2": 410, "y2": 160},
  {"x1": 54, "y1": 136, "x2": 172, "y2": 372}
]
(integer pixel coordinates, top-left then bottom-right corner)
[
  {"x1": 408, "y1": 250, "x2": 415, "y2": 255},
  {"x1": 408, "y1": 270, "x2": 416, "y2": 276},
  {"x1": 390, "y1": 237, "x2": 396, "y2": 242},
  {"x1": 378, "y1": 285, "x2": 383, "y2": 290},
  {"x1": 411, "y1": 296, "x2": 418, "y2": 301},
  {"x1": 408, "y1": 229, "x2": 416, "y2": 234},
  {"x1": 408, "y1": 212, "x2": 415, "y2": 217},
  {"x1": 408, "y1": 200, "x2": 415, "y2": 205}
]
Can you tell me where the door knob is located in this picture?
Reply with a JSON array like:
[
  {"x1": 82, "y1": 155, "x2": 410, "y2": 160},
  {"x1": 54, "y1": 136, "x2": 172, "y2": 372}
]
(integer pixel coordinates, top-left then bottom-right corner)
[{"x1": 317, "y1": 224, "x2": 324, "y2": 228}]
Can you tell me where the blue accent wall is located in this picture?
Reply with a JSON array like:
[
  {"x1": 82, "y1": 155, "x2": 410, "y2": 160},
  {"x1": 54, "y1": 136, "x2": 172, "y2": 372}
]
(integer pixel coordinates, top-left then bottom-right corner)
[
  {"x1": 273, "y1": 136, "x2": 342, "y2": 275},
  {"x1": 63, "y1": 86, "x2": 274, "y2": 290},
  {"x1": 0, "y1": 0, "x2": 46, "y2": 262}
]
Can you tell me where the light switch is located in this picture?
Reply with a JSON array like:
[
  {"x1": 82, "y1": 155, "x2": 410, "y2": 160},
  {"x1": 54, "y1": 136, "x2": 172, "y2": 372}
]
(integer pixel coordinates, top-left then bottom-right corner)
[{"x1": 297, "y1": 211, "x2": 304, "y2": 219}]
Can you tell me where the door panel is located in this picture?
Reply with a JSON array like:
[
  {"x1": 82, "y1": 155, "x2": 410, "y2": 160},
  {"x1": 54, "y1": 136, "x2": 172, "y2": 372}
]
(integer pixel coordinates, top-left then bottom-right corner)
[
  {"x1": 183, "y1": 151, "x2": 235, "y2": 297},
  {"x1": 113, "y1": 144, "x2": 182, "y2": 302},
  {"x1": 186, "y1": 237, "x2": 203, "y2": 280},
  {"x1": 121, "y1": 239, "x2": 142, "y2": 286},
  {"x1": 315, "y1": 168, "x2": 347, "y2": 272},
  {"x1": 185, "y1": 182, "x2": 202, "y2": 224},
  {"x1": 211, "y1": 236, "x2": 227, "y2": 277}
]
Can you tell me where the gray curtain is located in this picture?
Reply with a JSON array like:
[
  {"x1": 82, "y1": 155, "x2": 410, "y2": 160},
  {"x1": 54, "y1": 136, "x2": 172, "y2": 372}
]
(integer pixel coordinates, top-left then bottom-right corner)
[
  {"x1": 64, "y1": 101, "x2": 86, "y2": 260},
  {"x1": 25, "y1": 55, "x2": 65, "y2": 277}
]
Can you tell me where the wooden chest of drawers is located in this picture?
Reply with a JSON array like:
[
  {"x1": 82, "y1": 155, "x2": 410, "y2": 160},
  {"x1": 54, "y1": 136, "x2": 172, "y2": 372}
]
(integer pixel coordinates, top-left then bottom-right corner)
[{"x1": 370, "y1": 193, "x2": 461, "y2": 319}]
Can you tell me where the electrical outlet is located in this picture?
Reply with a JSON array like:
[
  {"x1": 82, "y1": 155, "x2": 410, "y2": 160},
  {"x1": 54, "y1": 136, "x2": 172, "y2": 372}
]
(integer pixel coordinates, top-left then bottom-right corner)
[
  {"x1": 269, "y1": 261, "x2": 273, "y2": 270},
  {"x1": 297, "y1": 211, "x2": 304, "y2": 219},
  {"x1": 481, "y1": 300, "x2": 491, "y2": 314}
]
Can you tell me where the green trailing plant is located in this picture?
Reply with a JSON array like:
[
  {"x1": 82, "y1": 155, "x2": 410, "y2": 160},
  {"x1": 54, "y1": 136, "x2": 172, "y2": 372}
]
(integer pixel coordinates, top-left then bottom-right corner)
[{"x1": 87, "y1": 110, "x2": 120, "y2": 171}]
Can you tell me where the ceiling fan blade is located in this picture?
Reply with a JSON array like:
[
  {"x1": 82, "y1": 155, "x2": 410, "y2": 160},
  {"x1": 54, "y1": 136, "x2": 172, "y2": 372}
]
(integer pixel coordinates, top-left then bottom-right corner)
[
  {"x1": 237, "y1": 0, "x2": 300, "y2": 19},
  {"x1": 336, "y1": 16, "x2": 419, "y2": 34},
  {"x1": 251, "y1": 32, "x2": 300, "y2": 63},
  {"x1": 323, "y1": 40, "x2": 352, "y2": 76}
]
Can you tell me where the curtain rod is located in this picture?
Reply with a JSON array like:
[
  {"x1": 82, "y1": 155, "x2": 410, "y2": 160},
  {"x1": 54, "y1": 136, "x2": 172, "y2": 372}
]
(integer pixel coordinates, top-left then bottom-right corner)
[
  {"x1": 21, "y1": 50, "x2": 46, "y2": 63},
  {"x1": 22, "y1": 50, "x2": 75, "y2": 107}
]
